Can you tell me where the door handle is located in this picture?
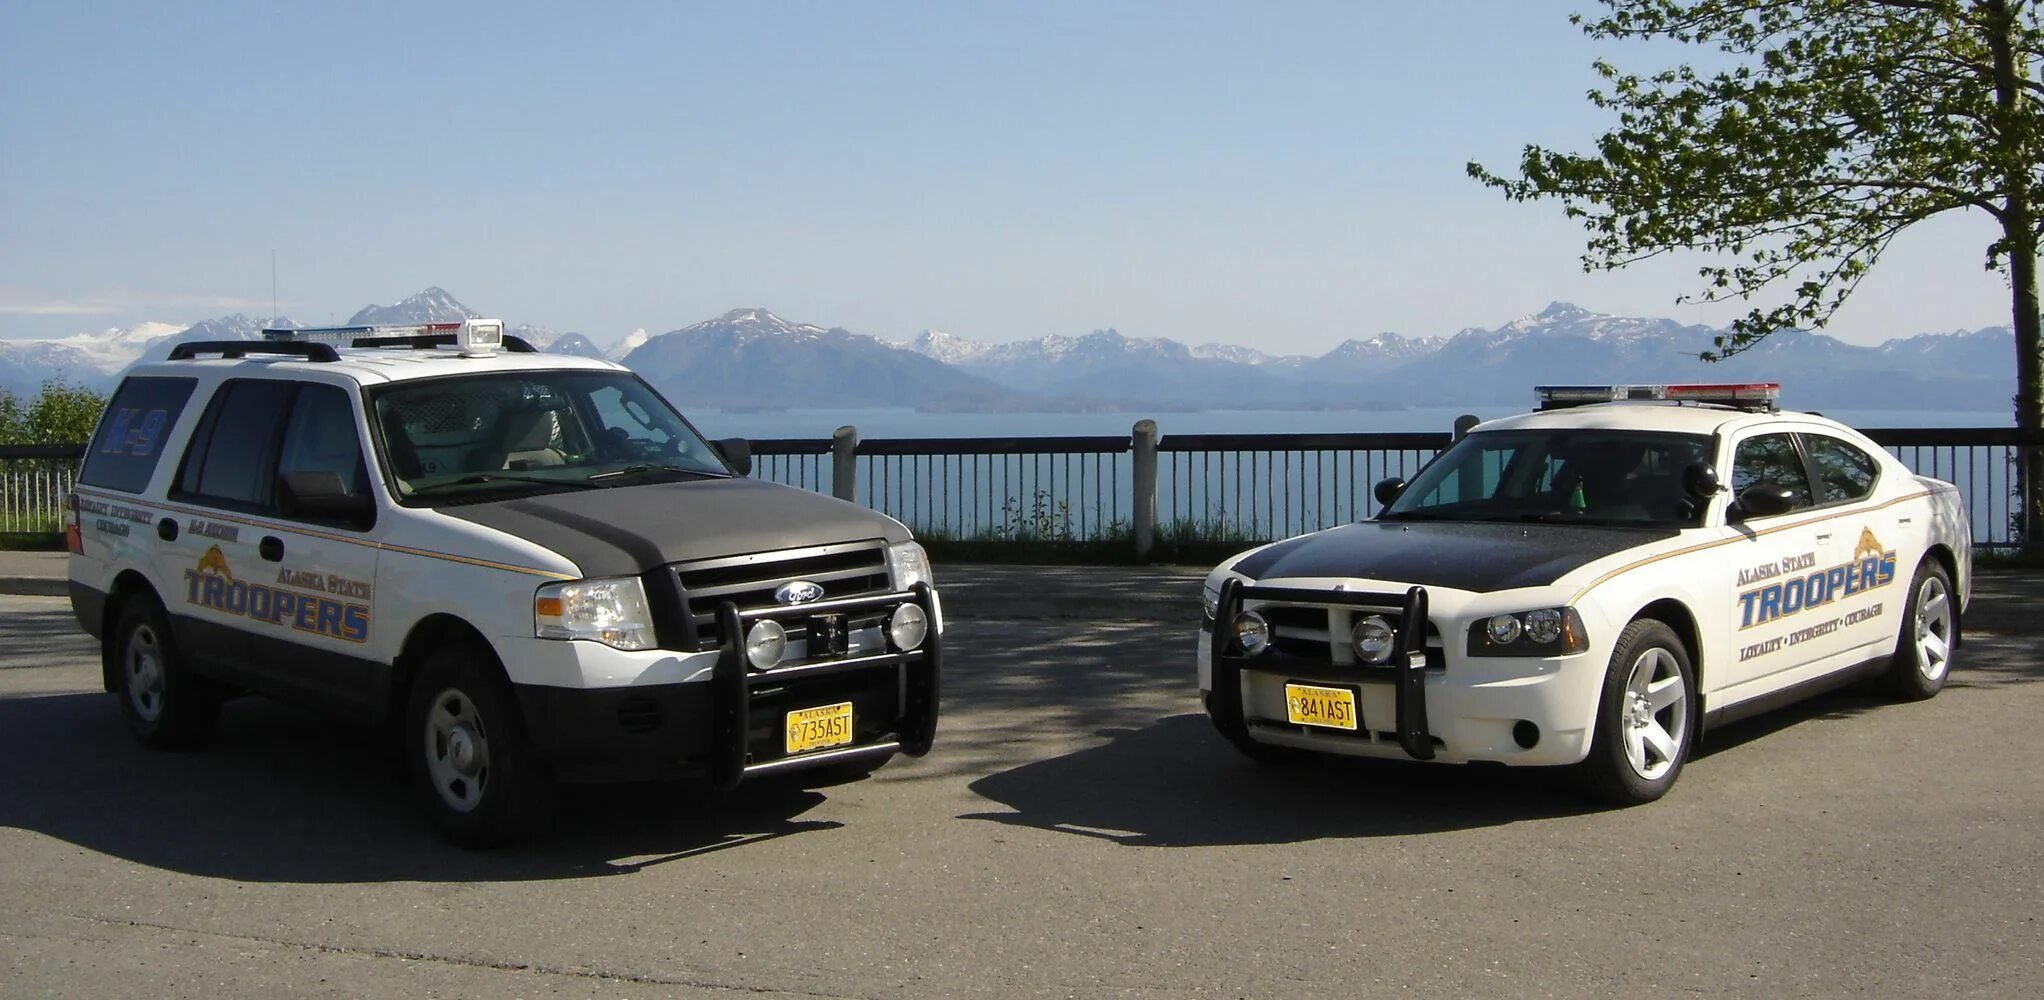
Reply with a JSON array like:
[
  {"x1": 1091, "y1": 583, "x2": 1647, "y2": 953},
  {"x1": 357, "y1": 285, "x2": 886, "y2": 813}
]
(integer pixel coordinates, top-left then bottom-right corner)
[
  {"x1": 156, "y1": 518, "x2": 178, "y2": 542},
  {"x1": 259, "y1": 536, "x2": 285, "y2": 562}
]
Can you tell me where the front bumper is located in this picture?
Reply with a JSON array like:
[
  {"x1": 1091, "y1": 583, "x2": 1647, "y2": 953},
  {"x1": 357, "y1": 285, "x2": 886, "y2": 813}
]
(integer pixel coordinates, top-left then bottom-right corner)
[
  {"x1": 1203, "y1": 579, "x2": 1599, "y2": 767},
  {"x1": 516, "y1": 583, "x2": 940, "y2": 784}
]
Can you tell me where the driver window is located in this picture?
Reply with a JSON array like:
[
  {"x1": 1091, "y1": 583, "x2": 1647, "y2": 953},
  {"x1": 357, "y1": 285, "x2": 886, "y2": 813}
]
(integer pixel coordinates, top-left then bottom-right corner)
[{"x1": 1731, "y1": 433, "x2": 1814, "y2": 512}]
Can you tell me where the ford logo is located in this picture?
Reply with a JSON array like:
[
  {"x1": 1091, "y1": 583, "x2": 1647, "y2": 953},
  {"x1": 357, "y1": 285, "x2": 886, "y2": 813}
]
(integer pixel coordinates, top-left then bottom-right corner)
[{"x1": 774, "y1": 580, "x2": 825, "y2": 606}]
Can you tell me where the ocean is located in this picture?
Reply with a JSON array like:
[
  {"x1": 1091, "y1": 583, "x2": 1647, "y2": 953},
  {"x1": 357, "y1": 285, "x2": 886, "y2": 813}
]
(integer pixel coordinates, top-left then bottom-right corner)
[{"x1": 685, "y1": 406, "x2": 2014, "y2": 442}]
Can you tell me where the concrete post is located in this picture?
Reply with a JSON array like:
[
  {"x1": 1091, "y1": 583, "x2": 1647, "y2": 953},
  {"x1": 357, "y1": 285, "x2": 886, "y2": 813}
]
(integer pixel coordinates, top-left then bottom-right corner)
[
  {"x1": 1132, "y1": 419, "x2": 1159, "y2": 559},
  {"x1": 832, "y1": 425, "x2": 859, "y2": 502}
]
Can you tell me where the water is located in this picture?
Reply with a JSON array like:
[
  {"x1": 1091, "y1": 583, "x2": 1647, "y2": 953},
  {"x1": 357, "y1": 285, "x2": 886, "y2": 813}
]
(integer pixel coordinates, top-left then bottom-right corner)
[{"x1": 687, "y1": 406, "x2": 2012, "y2": 442}]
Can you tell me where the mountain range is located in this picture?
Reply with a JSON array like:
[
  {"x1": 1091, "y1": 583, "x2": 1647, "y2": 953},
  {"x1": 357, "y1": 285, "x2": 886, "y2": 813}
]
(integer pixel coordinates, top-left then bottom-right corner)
[{"x1": 0, "y1": 288, "x2": 2016, "y2": 414}]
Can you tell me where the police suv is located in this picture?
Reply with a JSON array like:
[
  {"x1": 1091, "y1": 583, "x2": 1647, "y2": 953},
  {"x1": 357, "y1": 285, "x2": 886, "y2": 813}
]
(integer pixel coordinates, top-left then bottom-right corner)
[
  {"x1": 1199, "y1": 383, "x2": 1970, "y2": 803},
  {"x1": 65, "y1": 319, "x2": 940, "y2": 845}
]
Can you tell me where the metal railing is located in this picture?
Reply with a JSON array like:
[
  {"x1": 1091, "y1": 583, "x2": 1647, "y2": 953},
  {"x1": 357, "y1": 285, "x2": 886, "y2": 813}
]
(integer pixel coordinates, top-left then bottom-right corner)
[
  {"x1": 9, "y1": 426, "x2": 2040, "y2": 552},
  {"x1": 0, "y1": 445, "x2": 81, "y2": 534}
]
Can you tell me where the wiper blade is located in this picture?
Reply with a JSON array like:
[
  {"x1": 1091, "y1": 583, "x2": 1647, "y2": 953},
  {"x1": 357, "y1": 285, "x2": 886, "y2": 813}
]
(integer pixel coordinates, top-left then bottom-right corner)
[
  {"x1": 586, "y1": 464, "x2": 726, "y2": 484},
  {"x1": 410, "y1": 473, "x2": 599, "y2": 495}
]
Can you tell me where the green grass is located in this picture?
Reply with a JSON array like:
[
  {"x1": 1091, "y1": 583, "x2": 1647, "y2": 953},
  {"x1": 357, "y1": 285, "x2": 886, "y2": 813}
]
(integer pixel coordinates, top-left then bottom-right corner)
[{"x1": 0, "y1": 532, "x2": 65, "y2": 551}]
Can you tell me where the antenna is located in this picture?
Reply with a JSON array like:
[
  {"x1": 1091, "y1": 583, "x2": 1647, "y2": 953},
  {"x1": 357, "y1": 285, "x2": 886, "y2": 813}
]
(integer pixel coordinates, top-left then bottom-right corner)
[{"x1": 270, "y1": 250, "x2": 278, "y2": 323}]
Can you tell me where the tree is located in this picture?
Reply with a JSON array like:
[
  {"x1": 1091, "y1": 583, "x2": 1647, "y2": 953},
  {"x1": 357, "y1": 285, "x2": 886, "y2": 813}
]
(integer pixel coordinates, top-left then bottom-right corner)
[
  {"x1": 1470, "y1": 0, "x2": 2044, "y2": 545},
  {"x1": 0, "y1": 381, "x2": 106, "y2": 446}
]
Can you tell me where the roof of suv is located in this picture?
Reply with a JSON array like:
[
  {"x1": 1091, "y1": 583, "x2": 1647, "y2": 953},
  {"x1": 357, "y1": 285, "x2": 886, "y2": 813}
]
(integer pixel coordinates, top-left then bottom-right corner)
[{"x1": 126, "y1": 347, "x2": 627, "y2": 386}]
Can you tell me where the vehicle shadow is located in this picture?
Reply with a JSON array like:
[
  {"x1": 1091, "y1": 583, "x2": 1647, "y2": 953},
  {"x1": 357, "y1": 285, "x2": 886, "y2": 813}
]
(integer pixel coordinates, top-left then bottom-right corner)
[
  {"x1": 0, "y1": 692, "x2": 841, "y2": 883},
  {"x1": 962, "y1": 713, "x2": 1599, "y2": 847}
]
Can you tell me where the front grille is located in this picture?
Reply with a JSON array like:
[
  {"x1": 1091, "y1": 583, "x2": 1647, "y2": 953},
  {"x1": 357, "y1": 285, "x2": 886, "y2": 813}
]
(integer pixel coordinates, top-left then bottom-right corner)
[
  {"x1": 672, "y1": 541, "x2": 893, "y2": 648},
  {"x1": 1250, "y1": 600, "x2": 1447, "y2": 671}
]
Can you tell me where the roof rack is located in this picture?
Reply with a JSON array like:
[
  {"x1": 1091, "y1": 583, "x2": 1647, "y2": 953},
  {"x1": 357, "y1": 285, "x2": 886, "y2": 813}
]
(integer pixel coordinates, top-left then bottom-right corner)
[
  {"x1": 166, "y1": 341, "x2": 340, "y2": 363},
  {"x1": 1535, "y1": 383, "x2": 1780, "y2": 413},
  {"x1": 349, "y1": 332, "x2": 537, "y2": 353}
]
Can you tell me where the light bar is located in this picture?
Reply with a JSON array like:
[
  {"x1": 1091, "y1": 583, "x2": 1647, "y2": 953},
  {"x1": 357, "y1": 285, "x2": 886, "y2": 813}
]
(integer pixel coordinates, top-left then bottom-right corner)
[
  {"x1": 264, "y1": 322, "x2": 465, "y2": 344},
  {"x1": 1535, "y1": 383, "x2": 1780, "y2": 412}
]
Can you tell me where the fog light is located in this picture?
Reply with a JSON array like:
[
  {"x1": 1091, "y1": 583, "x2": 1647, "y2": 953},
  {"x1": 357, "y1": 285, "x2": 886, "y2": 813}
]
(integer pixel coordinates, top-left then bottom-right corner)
[
  {"x1": 889, "y1": 603, "x2": 929, "y2": 651},
  {"x1": 1351, "y1": 615, "x2": 1396, "y2": 664},
  {"x1": 1487, "y1": 614, "x2": 1523, "y2": 645},
  {"x1": 745, "y1": 619, "x2": 787, "y2": 669},
  {"x1": 1232, "y1": 611, "x2": 1271, "y2": 656}
]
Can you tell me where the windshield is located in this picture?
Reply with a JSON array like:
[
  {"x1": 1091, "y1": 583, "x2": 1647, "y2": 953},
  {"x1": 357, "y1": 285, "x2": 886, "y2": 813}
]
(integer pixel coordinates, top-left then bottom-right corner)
[
  {"x1": 370, "y1": 371, "x2": 730, "y2": 503},
  {"x1": 1382, "y1": 428, "x2": 1713, "y2": 527}
]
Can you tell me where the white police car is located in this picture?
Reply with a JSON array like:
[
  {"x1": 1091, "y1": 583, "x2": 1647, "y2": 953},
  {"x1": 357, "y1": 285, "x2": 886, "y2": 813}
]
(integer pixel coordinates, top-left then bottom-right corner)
[
  {"x1": 65, "y1": 319, "x2": 940, "y2": 845},
  {"x1": 1198, "y1": 384, "x2": 1970, "y2": 803}
]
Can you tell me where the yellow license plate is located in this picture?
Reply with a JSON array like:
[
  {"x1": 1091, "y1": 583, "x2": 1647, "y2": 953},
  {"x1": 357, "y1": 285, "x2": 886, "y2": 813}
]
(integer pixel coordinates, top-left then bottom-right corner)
[
  {"x1": 1285, "y1": 683, "x2": 1359, "y2": 731},
  {"x1": 785, "y1": 702, "x2": 854, "y2": 755}
]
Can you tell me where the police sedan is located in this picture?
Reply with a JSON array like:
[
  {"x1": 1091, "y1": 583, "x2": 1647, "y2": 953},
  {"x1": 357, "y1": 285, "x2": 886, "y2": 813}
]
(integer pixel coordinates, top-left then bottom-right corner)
[{"x1": 1198, "y1": 383, "x2": 1971, "y2": 803}]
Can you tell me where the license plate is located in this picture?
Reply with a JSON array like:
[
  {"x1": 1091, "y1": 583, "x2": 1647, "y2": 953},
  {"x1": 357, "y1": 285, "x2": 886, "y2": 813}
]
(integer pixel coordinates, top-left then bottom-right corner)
[
  {"x1": 785, "y1": 702, "x2": 854, "y2": 755},
  {"x1": 1285, "y1": 683, "x2": 1359, "y2": 731}
]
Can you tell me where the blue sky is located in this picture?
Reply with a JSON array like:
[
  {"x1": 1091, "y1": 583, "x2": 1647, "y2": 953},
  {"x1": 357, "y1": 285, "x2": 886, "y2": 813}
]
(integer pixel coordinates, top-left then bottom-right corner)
[{"x1": 0, "y1": 1, "x2": 2017, "y2": 351}]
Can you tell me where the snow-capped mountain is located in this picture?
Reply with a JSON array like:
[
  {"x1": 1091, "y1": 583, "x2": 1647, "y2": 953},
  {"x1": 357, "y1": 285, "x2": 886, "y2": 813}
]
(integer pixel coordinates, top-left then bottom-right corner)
[
  {"x1": 607, "y1": 327, "x2": 650, "y2": 361},
  {"x1": 346, "y1": 287, "x2": 478, "y2": 326},
  {"x1": 620, "y1": 308, "x2": 1039, "y2": 410}
]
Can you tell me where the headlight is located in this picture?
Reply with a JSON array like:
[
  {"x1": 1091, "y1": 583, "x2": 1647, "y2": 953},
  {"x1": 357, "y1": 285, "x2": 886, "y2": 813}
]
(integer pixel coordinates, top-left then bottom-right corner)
[
  {"x1": 535, "y1": 576, "x2": 656, "y2": 651},
  {"x1": 1231, "y1": 610, "x2": 1271, "y2": 656},
  {"x1": 1351, "y1": 615, "x2": 1396, "y2": 664},
  {"x1": 1467, "y1": 607, "x2": 1588, "y2": 657},
  {"x1": 888, "y1": 541, "x2": 933, "y2": 590},
  {"x1": 1202, "y1": 569, "x2": 1247, "y2": 621}
]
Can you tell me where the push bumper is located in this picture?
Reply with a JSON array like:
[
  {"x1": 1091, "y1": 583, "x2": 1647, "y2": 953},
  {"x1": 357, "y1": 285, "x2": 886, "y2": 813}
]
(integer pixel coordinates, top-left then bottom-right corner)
[
  {"x1": 517, "y1": 582, "x2": 940, "y2": 785},
  {"x1": 1203, "y1": 579, "x2": 1598, "y2": 767},
  {"x1": 1208, "y1": 578, "x2": 1435, "y2": 760}
]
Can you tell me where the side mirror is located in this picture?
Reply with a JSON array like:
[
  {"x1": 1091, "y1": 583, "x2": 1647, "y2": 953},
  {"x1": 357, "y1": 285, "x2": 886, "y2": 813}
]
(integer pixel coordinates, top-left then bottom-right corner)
[
  {"x1": 1373, "y1": 477, "x2": 1407, "y2": 508},
  {"x1": 1682, "y1": 462, "x2": 1722, "y2": 499},
  {"x1": 1731, "y1": 482, "x2": 1797, "y2": 520},
  {"x1": 713, "y1": 438, "x2": 753, "y2": 477},
  {"x1": 279, "y1": 471, "x2": 373, "y2": 522}
]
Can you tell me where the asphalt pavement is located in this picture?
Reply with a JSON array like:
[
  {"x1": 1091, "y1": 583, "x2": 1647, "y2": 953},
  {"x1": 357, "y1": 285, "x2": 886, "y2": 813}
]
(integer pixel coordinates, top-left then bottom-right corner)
[{"x1": 0, "y1": 573, "x2": 2040, "y2": 997}]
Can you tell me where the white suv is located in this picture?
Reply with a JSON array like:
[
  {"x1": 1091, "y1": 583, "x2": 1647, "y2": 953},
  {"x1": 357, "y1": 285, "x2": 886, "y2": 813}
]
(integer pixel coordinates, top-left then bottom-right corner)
[{"x1": 65, "y1": 320, "x2": 940, "y2": 846}]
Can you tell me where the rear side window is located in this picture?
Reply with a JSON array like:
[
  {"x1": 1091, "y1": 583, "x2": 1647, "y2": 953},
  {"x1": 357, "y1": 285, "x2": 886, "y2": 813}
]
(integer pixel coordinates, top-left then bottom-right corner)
[
  {"x1": 1803, "y1": 434, "x2": 1879, "y2": 504},
  {"x1": 175, "y1": 380, "x2": 297, "y2": 508},
  {"x1": 79, "y1": 377, "x2": 198, "y2": 494}
]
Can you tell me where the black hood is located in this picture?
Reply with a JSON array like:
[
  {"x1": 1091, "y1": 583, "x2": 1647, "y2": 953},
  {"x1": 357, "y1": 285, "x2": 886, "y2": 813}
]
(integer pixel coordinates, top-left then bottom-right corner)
[
  {"x1": 1232, "y1": 520, "x2": 1676, "y2": 594},
  {"x1": 444, "y1": 477, "x2": 911, "y2": 577}
]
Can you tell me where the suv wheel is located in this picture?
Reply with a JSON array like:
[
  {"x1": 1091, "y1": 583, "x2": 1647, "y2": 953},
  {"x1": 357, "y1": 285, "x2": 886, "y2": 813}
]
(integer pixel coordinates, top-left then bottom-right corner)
[
  {"x1": 112, "y1": 592, "x2": 219, "y2": 750},
  {"x1": 1580, "y1": 619, "x2": 1695, "y2": 806},
  {"x1": 406, "y1": 643, "x2": 553, "y2": 848}
]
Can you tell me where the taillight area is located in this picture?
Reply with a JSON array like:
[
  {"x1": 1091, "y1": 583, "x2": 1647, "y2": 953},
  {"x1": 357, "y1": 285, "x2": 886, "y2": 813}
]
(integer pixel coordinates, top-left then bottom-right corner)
[{"x1": 64, "y1": 492, "x2": 84, "y2": 555}]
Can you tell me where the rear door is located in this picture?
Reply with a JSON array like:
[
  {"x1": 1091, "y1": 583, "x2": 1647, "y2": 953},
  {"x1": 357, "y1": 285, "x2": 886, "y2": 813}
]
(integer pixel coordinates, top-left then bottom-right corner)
[{"x1": 1799, "y1": 431, "x2": 1906, "y2": 659}]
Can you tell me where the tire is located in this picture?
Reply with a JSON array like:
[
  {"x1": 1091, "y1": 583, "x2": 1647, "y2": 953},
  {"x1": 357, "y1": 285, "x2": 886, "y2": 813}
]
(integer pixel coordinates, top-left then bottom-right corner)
[
  {"x1": 1879, "y1": 560, "x2": 1958, "y2": 702},
  {"x1": 1580, "y1": 619, "x2": 1697, "y2": 806},
  {"x1": 405, "y1": 643, "x2": 554, "y2": 848},
  {"x1": 110, "y1": 592, "x2": 219, "y2": 750}
]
